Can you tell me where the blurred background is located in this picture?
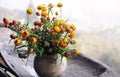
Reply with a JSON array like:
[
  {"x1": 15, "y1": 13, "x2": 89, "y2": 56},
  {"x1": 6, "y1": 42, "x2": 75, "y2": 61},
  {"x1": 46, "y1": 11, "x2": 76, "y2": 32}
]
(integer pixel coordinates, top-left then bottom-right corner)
[{"x1": 0, "y1": 0, "x2": 120, "y2": 75}]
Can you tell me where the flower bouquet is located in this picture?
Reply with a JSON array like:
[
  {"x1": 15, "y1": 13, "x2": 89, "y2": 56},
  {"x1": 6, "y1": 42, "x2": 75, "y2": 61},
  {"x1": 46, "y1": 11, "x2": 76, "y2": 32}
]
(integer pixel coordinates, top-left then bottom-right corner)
[{"x1": 3, "y1": 2, "x2": 80, "y2": 77}]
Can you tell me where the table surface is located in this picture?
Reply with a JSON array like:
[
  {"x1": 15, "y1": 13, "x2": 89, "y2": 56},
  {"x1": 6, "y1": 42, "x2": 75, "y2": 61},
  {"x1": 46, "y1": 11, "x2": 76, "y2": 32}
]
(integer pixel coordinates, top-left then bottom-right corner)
[
  {"x1": 0, "y1": 27, "x2": 118, "y2": 77},
  {"x1": 0, "y1": 45, "x2": 118, "y2": 77}
]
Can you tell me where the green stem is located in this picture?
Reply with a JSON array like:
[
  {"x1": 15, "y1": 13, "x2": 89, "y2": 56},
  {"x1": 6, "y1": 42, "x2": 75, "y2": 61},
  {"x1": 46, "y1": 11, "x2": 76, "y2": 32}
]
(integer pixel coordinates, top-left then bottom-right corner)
[
  {"x1": 15, "y1": 45, "x2": 28, "y2": 50},
  {"x1": 60, "y1": 8, "x2": 62, "y2": 19},
  {"x1": 63, "y1": 32, "x2": 68, "y2": 39},
  {"x1": 27, "y1": 14, "x2": 29, "y2": 25}
]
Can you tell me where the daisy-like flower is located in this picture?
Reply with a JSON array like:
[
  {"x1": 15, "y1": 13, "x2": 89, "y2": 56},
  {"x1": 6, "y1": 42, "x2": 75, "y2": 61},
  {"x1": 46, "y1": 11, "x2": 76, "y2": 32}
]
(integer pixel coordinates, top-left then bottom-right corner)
[
  {"x1": 14, "y1": 38, "x2": 22, "y2": 46},
  {"x1": 30, "y1": 37, "x2": 38, "y2": 45},
  {"x1": 21, "y1": 30, "x2": 30, "y2": 39}
]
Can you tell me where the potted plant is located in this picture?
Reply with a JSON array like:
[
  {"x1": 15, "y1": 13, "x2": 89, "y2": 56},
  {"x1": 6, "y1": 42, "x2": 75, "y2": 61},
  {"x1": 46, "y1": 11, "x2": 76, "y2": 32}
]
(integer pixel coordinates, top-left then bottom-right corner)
[{"x1": 3, "y1": 2, "x2": 80, "y2": 77}]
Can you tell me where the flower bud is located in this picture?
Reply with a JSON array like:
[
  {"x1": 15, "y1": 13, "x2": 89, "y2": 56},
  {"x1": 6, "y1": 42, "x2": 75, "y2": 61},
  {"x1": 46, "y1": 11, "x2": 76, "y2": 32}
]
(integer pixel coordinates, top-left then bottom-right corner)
[
  {"x1": 36, "y1": 12, "x2": 40, "y2": 16},
  {"x1": 47, "y1": 16, "x2": 51, "y2": 21},
  {"x1": 34, "y1": 20, "x2": 41, "y2": 26},
  {"x1": 3, "y1": 18, "x2": 9, "y2": 24},
  {"x1": 10, "y1": 34, "x2": 15, "y2": 39},
  {"x1": 65, "y1": 52, "x2": 70, "y2": 57},
  {"x1": 12, "y1": 20, "x2": 16, "y2": 25}
]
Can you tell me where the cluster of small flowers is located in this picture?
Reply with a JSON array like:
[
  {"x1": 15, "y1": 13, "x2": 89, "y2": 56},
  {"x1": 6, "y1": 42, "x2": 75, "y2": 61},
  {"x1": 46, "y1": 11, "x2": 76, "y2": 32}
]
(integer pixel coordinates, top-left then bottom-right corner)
[{"x1": 3, "y1": 2, "x2": 80, "y2": 59}]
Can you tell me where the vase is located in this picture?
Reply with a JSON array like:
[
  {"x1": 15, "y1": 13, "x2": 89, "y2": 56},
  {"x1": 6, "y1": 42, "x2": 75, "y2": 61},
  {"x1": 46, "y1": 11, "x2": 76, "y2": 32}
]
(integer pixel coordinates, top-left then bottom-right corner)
[{"x1": 34, "y1": 54, "x2": 67, "y2": 77}]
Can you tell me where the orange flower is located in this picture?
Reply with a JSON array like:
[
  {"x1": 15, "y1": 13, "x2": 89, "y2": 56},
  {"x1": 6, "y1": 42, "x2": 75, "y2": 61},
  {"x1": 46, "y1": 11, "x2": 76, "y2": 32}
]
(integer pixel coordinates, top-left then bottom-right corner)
[
  {"x1": 30, "y1": 37, "x2": 37, "y2": 45},
  {"x1": 26, "y1": 8, "x2": 33, "y2": 14},
  {"x1": 60, "y1": 38, "x2": 68, "y2": 48},
  {"x1": 64, "y1": 23, "x2": 75, "y2": 32},
  {"x1": 69, "y1": 32, "x2": 75, "y2": 38},
  {"x1": 14, "y1": 38, "x2": 22, "y2": 46},
  {"x1": 41, "y1": 11, "x2": 48, "y2": 16},
  {"x1": 54, "y1": 26, "x2": 61, "y2": 33},
  {"x1": 74, "y1": 49, "x2": 80, "y2": 55},
  {"x1": 57, "y1": 2, "x2": 63, "y2": 7},
  {"x1": 65, "y1": 26, "x2": 74, "y2": 33},
  {"x1": 21, "y1": 30, "x2": 30, "y2": 38}
]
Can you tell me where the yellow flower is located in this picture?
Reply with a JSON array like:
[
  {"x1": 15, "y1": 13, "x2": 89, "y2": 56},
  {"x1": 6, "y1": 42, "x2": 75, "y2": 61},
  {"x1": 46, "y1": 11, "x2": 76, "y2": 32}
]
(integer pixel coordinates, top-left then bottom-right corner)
[
  {"x1": 54, "y1": 26, "x2": 61, "y2": 33},
  {"x1": 70, "y1": 24, "x2": 76, "y2": 31},
  {"x1": 30, "y1": 37, "x2": 37, "y2": 45},
  {"x1": 41, "y1": 6, "x2": 47, "y2": 11},
  {"x1": 59, "y1": 20, "x2": 65, "y2": 25},
  {"x1": 69, "y1": 32, "x2": 75, "y2": 38},
  {"x1": 37, "y1": 5, "x2": 43, "y2": 10},
  {"x1": 14, "y1": 38, "x2": 22, "y2": 46},
  {"x1": 41, "y1": 11, "x2": 48, "y2": 16},
  {"x1": 37, "y1": 5, "x2": 47, "y2": 11},
  {"x1": 74, "y1": 49, "x2": 80, "y2": 55},
  {"x1": 26, "y1": 8, "x2": 33, "y2": 14},
  {"x1": 56, "y1": 20, "x2": 60, "y2": 26},
  {"x1": 55, "y1": 20, "x2": 65, "y2": 26},
  {"x1": 57, "y1": 2, "x2": 63, "y2": 7},
  {"x1": 21, "y1": 30, "x2": 30, "y2": 39}
]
